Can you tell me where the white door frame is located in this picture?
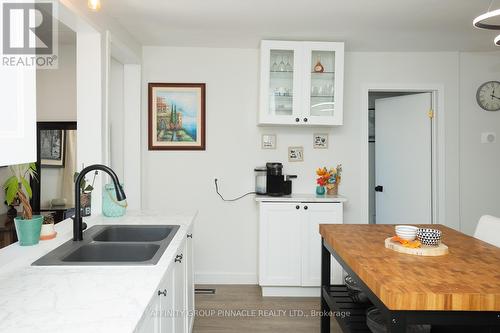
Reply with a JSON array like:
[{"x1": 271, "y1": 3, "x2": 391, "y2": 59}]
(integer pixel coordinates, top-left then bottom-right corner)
[
  {"x1": 361, "y1": 84, "x2": 446, "y2": 226},
  {"x1": 104, "y1": 32, "x2": 142, "y2": 210},
  {"x1": 57, "y1": 2, "x2": 103, "y2": 213}
]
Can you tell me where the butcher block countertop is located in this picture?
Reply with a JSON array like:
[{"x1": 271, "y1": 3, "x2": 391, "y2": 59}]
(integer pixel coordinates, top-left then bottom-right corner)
[{"x1": 319, "y1": 224, "x2": 500, "y2": 311}]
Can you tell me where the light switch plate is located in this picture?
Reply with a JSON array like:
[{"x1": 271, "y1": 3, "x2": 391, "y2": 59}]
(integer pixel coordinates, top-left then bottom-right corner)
[{"x1": 481, "y1": 132, "x2": 496, "y2": 144}]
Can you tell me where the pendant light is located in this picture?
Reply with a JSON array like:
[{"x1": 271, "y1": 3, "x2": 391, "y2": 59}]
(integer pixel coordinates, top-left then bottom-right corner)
[
  {"x1": 473, "y1": 8, "x2": 500, "y2": 29},
  {"x1": 88, "y1": 0, "x2": 101, "y2": 11},
  {"x1": 473, "y1": 1, "x2": 500, "y2": 46}
]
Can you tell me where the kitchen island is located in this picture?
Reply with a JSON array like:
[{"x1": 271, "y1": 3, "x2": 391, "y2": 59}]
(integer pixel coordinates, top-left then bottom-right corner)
[
  {"x1": 319, "y1": 224, "x2": 500, "y2": 333},
  {"x1": 0, "y1": 211, "x2": 196, "y2": 333}
]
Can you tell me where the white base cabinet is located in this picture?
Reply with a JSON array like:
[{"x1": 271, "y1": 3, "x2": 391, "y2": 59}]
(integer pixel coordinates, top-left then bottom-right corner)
[
  {"x1": 136, "y1": 224, "x2": 194, "y2": 332},
  {"x1": 259, "y1": 202, "x2": 343, "y2": 296}
]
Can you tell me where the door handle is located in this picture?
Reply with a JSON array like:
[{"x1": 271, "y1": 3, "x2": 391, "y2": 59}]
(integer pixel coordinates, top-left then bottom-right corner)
[{"x1": 375, "y1": 185, "x2": 384, "y2": 192}]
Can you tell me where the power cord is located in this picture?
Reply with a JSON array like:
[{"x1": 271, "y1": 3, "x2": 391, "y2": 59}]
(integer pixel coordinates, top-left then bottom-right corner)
[{"x1": 214, "y1": 178, "x2": 256, "y2": 202}]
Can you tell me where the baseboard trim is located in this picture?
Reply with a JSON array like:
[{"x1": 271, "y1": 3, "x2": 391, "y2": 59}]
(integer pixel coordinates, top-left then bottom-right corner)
[
  {"x1": 261, "y1": 286, "x2": 320, "y2": 297},
  {"x1": 195, "y1": 272, "x2": 258, "y2": 285}
]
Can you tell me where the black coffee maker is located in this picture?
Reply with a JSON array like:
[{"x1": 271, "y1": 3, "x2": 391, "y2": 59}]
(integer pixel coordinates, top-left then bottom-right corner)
[{"x1": 266, "y1": 162, "x2": 285, "y2": 196}]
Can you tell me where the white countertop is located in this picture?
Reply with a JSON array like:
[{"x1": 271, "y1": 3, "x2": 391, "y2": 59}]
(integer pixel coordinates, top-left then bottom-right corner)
[
  {"x1": 0, "y1": 211, "x2": 196, "y2": 333},
  {"x1": 255, "y1": 193, "x2": 347, "y2": 203}
]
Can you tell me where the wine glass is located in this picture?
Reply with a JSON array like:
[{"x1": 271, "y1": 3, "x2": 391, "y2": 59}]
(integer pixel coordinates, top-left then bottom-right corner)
[
  {"x1": 271, "y1": 57, "x2": 278, "y2": 72},
  {"x1": 278, "y1": 57, "x2": 286, "y2": 72},
  {"x1": 285, "y1": 56, "x2": 293, "y2": 72}
]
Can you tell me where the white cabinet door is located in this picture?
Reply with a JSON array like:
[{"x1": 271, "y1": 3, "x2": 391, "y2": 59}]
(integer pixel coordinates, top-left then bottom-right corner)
[
  {"x1": 301, "y1": 203, "x2": 343, "y2": 286},
  {"x1": 259, "y1": 202, "x2": 302, "y2": 286},
  {"x1": 0, "y1": 67, "x2": 36, "y2": 166},
  {"x1": 303, "y1": 42, "x2": 344, "y2": 126},
  {"x1": 158, "y1": 265, "x2": 175, "y2": 332},
  {"x1": 173, "y1": 240, "x2": 187, "y2": 333},
  {"x1": 185, "y1": 226, "x2": 195, "y2": 331},
  {"x1": 259, "y1": 40, "x2": 303, "y2": 125},
  {"x1": 137, "y1": 232, "x2": 194, "y2": 333}
]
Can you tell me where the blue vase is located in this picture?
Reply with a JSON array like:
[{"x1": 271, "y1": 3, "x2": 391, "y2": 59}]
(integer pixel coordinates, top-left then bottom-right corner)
[
  {"x1": 316, "y1": 186, "x2": 326, "y2": 196},
  {"x1": 102, "y1": 183, "x2": 127, "y2": 217}
]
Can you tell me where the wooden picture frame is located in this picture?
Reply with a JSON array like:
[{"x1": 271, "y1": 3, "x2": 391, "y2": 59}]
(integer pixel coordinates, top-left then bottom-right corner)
[
  {"x1": 148, "y1": 83, "x2": 206, "y2": 150},
  {"x1": 40, "y1": 129, "x2": 65, "y2": 167}
]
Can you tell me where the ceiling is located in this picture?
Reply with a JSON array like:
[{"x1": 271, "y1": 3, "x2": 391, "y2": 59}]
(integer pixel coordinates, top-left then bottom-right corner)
[{"x1": 99, "y1": 0, "x2": 500, "y2": 51}]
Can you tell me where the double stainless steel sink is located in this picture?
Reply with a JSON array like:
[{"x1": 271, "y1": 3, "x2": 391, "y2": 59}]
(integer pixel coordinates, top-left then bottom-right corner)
[{"x1": 32, "y1": 225, "x2": 180, "y2": 266}]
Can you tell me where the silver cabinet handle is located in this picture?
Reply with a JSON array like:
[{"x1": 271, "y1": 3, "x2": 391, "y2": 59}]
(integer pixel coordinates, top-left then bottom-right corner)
[
  {"x1": 187, "y1": 233, "x2": 193, "y2": 238},
  {"x1": 175, "y1": 254, "x2": 183, "y2": 263},
  {"x1": 158, "y1": 289, "x2": 167, "y2": 296}
]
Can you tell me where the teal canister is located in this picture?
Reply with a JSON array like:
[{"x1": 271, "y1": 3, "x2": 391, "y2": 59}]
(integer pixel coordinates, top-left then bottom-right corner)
[{"x1": 102, "y1": 183, "x2": 127, "y2": 217}]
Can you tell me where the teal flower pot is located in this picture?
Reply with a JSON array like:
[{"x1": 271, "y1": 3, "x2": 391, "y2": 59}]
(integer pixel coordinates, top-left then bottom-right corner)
[
  {"x1": 14, "y1": 215, "x2": 43, "y2": 246},
  {"x1": 316, "y1": 186, "x2": 326, "y2": 196}
]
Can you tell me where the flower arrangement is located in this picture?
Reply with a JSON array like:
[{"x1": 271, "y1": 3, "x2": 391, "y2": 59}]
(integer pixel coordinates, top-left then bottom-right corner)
[{"x1": 316, "y1": 164, "x2": 342, "y2": 195}]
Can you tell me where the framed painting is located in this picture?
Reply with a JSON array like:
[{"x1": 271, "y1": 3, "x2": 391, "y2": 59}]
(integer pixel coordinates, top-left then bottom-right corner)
[
  {"x1": 148, "y1": 83, "x2": 206, "y2": 150},
  {"x1": 40, "y1": 129, "x2": 65, "y2": 167}
]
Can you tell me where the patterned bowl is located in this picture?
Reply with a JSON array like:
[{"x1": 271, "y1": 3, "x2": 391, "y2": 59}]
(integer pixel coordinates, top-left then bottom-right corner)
[{"x1": 416, "y1": 228, "x2": 442, "y2": 246}]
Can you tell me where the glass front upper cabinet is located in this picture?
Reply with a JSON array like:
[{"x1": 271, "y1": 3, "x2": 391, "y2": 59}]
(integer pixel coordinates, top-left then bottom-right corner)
[
  {"x1": 303, "y1": 42, "x2": 344, "y2": 125},
  {"x1": 259, "y1": 41, "x2": 344, "y2": 126},
  {"x1": 259, "y1": 41, "x2": 302, "y2": 125}
]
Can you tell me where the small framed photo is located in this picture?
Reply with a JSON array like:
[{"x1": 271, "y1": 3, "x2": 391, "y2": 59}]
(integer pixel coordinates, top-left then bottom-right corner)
[
  {"x1": 40, "y1": 129, "x2": 65, "y2": 167},
  {"x1": 262, "y1": 134, "x2": 277, "y2": 149},
  {"x1": 288, "y1": 146, "x2": 304, "y2": 162},
  {"x1": 313, "y1": 133, "x2": 328, "y2": 149}
]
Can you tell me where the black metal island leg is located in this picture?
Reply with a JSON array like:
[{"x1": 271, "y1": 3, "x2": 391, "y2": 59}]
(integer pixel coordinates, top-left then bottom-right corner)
[{"x1": 321, "y1": 238, "x2": 331, "y2": 333}]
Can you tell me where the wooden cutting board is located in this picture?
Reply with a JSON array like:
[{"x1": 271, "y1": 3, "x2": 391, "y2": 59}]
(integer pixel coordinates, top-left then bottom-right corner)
[{"x1": 384, "y1": 237, "x2": 449, "y2": 256}]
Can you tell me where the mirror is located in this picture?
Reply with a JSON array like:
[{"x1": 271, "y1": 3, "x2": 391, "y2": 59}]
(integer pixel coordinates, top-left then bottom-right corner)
[{"x1": 32, "y1": 122, "x2": 77, "y2": 222}]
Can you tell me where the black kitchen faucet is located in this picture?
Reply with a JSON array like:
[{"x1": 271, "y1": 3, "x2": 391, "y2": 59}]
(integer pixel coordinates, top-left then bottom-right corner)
[{"x1": 73, "y1": 164, "x2": 126, "y2": 241}]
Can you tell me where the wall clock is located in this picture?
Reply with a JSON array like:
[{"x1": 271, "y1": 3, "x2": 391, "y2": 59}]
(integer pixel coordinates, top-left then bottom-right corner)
[{"x1": 476, "y1": 81, "x2": 500, "y2": 111}]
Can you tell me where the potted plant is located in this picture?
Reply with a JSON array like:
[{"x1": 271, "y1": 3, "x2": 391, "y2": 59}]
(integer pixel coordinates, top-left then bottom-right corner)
[
  {"x1": 74, "y1": 170, "x2": 97, "y2": 217},
  {"x1": 3, "y1": 163, "x2": 43, "y2": 246},
  {"x1": 40, "y1": 214, "x2": 57, "y2": 240}
]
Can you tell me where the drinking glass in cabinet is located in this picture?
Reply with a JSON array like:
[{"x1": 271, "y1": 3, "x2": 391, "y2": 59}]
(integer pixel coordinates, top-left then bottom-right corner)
[
  {"x1": 271, "y1": 58, "x2": 278, "y2": 72},
  {"x1": 268, "y1": 49, "x2": 295, "y2": 116},
  {"x1": 285, "y1": 56, "x2": 293, "y2": 71}
]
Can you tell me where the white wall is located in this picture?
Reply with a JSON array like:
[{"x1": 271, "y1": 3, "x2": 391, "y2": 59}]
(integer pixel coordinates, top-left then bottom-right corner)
[
  {"x1": 109, "y1": 58, "x2": 125, "y2": 180},
  {"x1": 37, "y1": 44, "x2": 77, "y2": 121},
  {"x1": 459, "y1": 52, "x2": 500, "y2": 235},
  {"x1": 141, "y1": 47, "x2": 466, "y2": 283},
  {"x1": 142, "y1": 46, "x2": 350, "y2": 283}
]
